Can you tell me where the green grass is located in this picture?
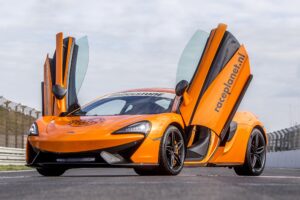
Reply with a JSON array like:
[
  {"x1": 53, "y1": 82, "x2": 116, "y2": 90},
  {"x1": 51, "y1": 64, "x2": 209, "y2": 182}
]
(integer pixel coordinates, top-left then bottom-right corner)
[{"x1": 0, "y1": 165, "x2": 31, "y2": 171}]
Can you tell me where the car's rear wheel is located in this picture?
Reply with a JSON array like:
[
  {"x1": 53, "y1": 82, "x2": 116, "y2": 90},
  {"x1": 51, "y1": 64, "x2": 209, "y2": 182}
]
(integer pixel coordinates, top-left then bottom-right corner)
[
  {"x1": 234, "y1": 128, "x2": 266, "y2": 176},
  {"x1": 36, "y1": 167, "x2": 66, "y2": 176}
]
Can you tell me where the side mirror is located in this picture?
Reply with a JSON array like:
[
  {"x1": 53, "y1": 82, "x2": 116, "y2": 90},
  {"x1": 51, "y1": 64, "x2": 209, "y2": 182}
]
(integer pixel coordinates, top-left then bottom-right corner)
[
  {"x1": 52, "y1": 84, "x2": 67, "y2": 100},
  {"x1": 175, "y1": 80, "x2": 189, "y2": 96}
]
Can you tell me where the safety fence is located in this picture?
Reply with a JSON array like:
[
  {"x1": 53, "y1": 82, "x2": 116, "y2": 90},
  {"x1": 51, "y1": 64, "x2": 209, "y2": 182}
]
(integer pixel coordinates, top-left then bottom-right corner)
[
  {"x1": 0, "y1": 96, "x2": 39, "y2": 148},
  {"x1": 267, "y1": 124, "x2": 300, "y2": 152},
  {"x1": 0, "y1": 146, "x2": 25, "y2": 165}
]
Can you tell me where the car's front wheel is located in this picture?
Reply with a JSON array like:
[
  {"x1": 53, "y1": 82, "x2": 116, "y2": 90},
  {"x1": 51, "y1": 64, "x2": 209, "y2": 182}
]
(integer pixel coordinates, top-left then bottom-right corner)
[
  {"x1": 36, "y1": 167, "x2": 66, "y2": 176},
  {"x1": 133, "y1": 125, "x2": 186, "y2": 176},
  {"x1": 234, "y1": 128, "x2": 266, "y2": 176},
  {"x1": 157, "y1": 125, "x2": 186, "y2": 175}
]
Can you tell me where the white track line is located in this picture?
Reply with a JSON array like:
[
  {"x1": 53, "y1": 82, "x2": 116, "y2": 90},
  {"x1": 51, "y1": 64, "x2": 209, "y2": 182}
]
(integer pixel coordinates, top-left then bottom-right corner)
[
  {"x1": 239, "y1": 183, "x2": 299, "y2": 186},
  {"x1": 0, "y1": 170, "x2": 34, "y2": 173},
  {"x1": 0, "y1": 176, "x2": 30, "y2": 179},
  {"x1": 258, "y1": 175, "x2": 300, "y2": 179}
]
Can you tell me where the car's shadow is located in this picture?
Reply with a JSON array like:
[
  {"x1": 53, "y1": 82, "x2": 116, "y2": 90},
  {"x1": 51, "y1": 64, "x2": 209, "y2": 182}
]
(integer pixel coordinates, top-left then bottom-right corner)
[{"x1": 61, "y1": 174, "x2": 138, "y2": 178}]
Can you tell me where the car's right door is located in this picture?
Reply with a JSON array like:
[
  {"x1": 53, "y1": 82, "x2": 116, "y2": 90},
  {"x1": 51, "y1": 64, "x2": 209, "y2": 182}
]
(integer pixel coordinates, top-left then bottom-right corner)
[{"x1": 176, "y1": 24, "x2": 252, "y2": 163}]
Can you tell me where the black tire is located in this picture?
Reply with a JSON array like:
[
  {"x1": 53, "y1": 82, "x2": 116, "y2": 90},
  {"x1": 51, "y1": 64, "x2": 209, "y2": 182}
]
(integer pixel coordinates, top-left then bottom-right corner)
[
  {"x1": 156, "y1": 125, "x2": 186, "y2": 175},
  {"x1": 36, "y1": 167, "x2": 66, "y2": 176},
  {"x1": 234, "y1": 128, "x2": 266, "y2": 176}
]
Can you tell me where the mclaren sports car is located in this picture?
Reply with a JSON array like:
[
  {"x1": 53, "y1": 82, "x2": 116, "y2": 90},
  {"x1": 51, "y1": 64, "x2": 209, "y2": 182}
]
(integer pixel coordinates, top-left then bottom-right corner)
[{"x1": 26, "y1": 23, "x2": 267, "y2": 176}]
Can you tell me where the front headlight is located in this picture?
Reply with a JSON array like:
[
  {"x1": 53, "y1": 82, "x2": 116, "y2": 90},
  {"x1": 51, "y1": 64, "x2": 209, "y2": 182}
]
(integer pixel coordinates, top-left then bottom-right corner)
[
  {"x1": 114, "y1": 121, "x2": 151, "y2": 135},
  {"x1": 28, "y1": 123, "x2": 39, "y2": 136}
]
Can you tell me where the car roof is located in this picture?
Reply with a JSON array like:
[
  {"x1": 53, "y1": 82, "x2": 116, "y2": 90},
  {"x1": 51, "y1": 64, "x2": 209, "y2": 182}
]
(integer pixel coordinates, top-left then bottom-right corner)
[
  {"x1": 121, "y1": 88, "x2": 175, "y2": 94},
  {"x1": 80, "y1": 88, "x2": 177, "y2": 110}
]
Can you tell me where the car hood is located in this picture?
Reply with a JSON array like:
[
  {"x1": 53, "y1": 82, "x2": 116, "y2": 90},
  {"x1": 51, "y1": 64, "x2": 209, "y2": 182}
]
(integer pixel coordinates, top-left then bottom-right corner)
[{"x1": 45, "y1": 115, "x2": 153, "y2": 135}]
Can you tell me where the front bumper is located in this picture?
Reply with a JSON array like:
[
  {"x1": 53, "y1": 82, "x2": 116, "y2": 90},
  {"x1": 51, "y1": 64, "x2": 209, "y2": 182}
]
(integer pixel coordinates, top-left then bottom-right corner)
[{"x1": 26, "y1": 139, "x2": 158, "y2": 168}]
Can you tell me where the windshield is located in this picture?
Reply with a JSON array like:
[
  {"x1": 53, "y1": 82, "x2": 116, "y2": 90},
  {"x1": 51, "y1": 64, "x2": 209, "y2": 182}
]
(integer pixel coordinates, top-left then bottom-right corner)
[
  {"x1": 71, "y1": 92, "x2": 175, "y2": 116},
  {"x1": 176, "y1": 30, "x2": 209, "y2": 85}
]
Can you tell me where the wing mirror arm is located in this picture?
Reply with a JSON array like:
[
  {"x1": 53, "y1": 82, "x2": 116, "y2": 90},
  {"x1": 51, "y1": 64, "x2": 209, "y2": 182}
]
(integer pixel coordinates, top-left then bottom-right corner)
[{"x1": 175, "y1": 80, "x2": 191, "y2": 106}]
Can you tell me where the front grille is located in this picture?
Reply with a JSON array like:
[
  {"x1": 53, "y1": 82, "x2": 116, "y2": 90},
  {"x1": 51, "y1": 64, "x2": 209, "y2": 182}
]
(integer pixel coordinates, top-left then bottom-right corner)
[
  {"x1": 36, "y1": 151, "x2": 107, "y2": 164},
  {"x1": 56, "y1": 157, "x2": 96, "y2": 163}
]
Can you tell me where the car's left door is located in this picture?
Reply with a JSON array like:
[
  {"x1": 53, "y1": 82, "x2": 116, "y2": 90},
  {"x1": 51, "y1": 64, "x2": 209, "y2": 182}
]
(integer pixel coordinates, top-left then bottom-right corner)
[{"x1": 42, "y1": 33, "x2": 89, "y2": 116}]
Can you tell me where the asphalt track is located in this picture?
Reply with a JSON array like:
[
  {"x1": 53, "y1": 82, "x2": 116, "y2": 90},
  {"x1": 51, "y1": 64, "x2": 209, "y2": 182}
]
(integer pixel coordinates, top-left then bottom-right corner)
[{"x1": 0, "y1": 167, "x2": 299, "y2": 200}]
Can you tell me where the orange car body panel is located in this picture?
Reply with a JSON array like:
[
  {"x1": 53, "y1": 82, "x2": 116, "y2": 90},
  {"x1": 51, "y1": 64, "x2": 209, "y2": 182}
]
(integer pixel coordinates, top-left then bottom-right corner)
[
  {"x1": 30, "y1": 115, "x2": 148, "y2": 153},
  {"x1": 208, "y1": 111, "x2": 266, "y2": 165},
  {"x1": 130, "y1": 113, "x2": 184, "y2": 164}
]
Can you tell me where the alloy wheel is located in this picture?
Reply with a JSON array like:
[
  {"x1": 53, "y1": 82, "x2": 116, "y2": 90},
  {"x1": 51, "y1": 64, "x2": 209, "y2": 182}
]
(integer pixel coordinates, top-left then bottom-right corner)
[
  {"x1": 250, "y1": 131, "x2": 266, "y2": 172},
  {"x1": 164, "y1": 129, "x2": 185, "y2": 171}
]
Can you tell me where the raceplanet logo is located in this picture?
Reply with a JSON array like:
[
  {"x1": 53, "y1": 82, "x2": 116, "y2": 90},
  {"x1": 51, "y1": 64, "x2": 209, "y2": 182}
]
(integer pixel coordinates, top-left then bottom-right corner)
[{"x1": 214, "y1": 52, "x2": 245, "y2": 113}]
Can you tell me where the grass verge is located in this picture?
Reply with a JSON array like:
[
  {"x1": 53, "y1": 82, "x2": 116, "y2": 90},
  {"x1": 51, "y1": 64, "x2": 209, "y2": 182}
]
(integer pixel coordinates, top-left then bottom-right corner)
[{"x1": 0, "y1": 165, "x2": 31, "y2": 171}]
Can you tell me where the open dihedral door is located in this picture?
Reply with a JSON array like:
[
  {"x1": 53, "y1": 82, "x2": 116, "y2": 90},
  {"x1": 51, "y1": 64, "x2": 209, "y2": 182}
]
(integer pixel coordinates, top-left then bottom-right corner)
[
  {"x1": 42, "y1": 33, "x2": 89, "y2": 116},
  {"x1": 177, "y1": 24, "x2": 252, "y2": 163}
]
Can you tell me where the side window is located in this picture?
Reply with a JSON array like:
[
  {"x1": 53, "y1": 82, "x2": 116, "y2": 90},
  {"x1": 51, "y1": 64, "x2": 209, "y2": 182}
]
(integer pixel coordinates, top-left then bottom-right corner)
[
  {"x1": 176, "y1": 30, "x2": 209, "y2": 85},
  {"x1": 124, "y1": 105, "x2": 133, "y2": 113},
  {"x1": 86, "y1": 99, "x2": 126, "y2": 116},
  {"x1": 75, "y1": 36, "x2": 89, "y2": 94}
]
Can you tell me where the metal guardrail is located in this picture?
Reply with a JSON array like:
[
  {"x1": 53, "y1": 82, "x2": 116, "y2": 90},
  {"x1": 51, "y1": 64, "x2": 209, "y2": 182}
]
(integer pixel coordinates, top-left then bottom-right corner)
[
  {"x1": 267, "y1": 124, "x2": 300, "y2": 152},
  {"x1": 0, "y1": 147, "x2": 25, "y2": 165}
]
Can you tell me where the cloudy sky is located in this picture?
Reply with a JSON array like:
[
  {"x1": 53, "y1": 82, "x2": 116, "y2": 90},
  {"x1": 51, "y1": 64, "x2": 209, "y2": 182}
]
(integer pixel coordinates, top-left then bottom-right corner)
[{"x1": 0, "y1": 0, "x2": 299, "y2": 131}]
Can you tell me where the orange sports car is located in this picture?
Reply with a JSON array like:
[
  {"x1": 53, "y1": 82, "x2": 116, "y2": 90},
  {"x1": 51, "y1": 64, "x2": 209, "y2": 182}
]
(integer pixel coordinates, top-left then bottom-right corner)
[{"x1": 26, "y1": 23, "x2": 267, "y2": 176}]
